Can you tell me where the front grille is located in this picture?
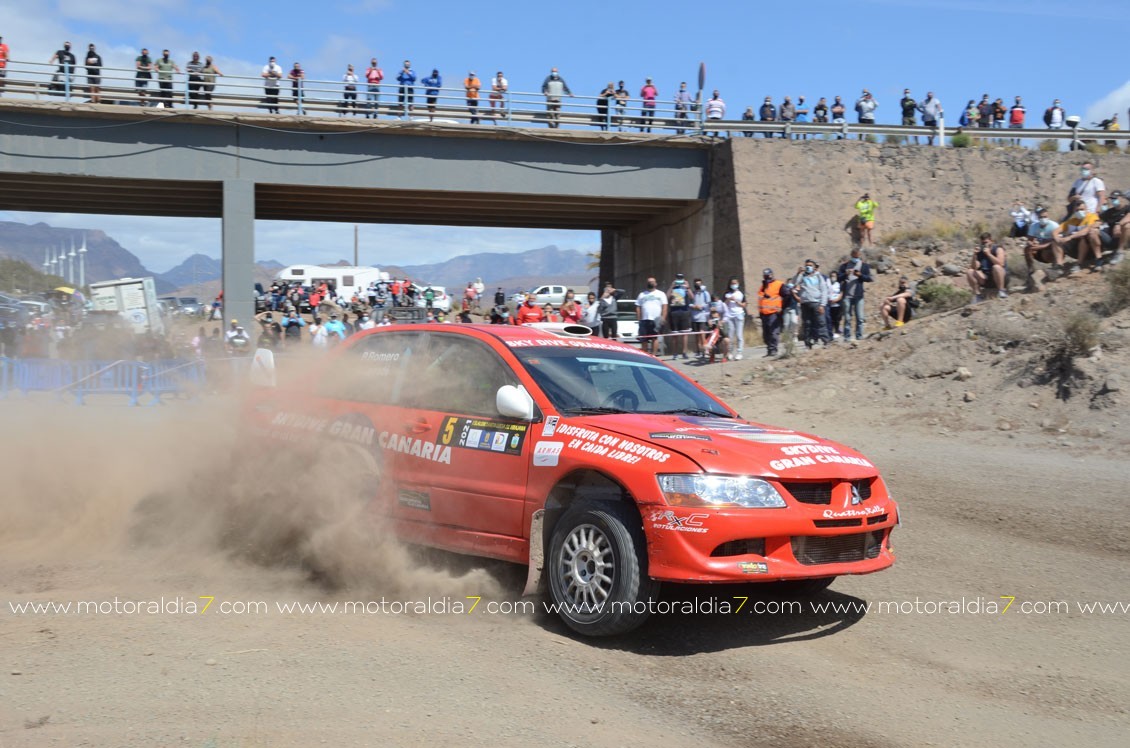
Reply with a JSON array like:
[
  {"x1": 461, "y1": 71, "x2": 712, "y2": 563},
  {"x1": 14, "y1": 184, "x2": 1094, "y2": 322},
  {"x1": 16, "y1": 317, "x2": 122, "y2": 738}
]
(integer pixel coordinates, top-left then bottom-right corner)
[
  {"x1": 782, "y1": 482, "x2": 833, "y2": 505},
  {"x1": 853, "y1": 479, "x2": 873, "y2": 500},
  {"x1": 791, "y1": 531, "x2": 884, "y2": 565},
  {"x1": 710, "y1": 538, "x2": 766, "y2": 557},
  {"x1": 814, "y1": 519, "x2": 862, "y2": 528},
  {"x1": 866, "y1": 513, "x2": 889, "y2": 525}
]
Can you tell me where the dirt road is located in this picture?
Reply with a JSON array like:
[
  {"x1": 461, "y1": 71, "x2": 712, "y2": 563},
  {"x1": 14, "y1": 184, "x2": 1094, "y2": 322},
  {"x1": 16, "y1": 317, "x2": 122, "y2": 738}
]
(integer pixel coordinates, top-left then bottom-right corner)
[{"x1": 1, "y1": 388, "x2": 1127, "y2": 747}]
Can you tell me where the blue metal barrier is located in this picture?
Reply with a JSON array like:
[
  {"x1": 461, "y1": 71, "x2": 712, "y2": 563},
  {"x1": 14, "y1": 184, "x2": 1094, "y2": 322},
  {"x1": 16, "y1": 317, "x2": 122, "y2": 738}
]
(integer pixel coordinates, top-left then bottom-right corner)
[
  {"x1": 140, "y1": 359, "x2": 207, "y2": 404},
  {"x1": 1, "y1": 358, "x2": 213, "y2": 405}
]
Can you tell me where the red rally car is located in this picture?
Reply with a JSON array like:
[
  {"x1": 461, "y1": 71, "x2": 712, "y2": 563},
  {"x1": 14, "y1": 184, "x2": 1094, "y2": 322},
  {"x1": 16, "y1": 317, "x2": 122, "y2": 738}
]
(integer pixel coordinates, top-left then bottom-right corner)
[{"x1": 247, "y1": 323, "x2": 898, "y2": 636}]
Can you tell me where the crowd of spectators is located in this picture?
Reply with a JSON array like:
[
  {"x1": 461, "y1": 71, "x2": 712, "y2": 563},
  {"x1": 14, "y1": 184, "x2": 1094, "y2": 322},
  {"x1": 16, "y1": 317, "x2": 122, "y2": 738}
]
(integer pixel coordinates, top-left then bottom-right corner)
[{"x1": 7, "y1": 36, "x2": 1127, "y2": 141}]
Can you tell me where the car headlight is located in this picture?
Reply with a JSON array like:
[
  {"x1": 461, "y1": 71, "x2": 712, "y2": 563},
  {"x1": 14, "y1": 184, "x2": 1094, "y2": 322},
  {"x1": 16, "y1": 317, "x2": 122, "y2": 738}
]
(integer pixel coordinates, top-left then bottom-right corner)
[{"x1": 658, "y1": 474, "x2": 786, "y2": 509}]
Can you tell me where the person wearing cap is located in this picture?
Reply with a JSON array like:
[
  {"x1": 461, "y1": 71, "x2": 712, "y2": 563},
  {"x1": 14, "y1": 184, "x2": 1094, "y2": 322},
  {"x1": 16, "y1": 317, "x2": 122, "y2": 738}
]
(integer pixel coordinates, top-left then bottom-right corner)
[
  {"x1": 489, "y1": 71, "x2": 508, "y2": 120},
  {"x1": 596, "y1": 82, "x2": 616, "y2": 131},
  {"x1": 690, "y1": 278, "x2": 712, "y2": 357},
  {"x1": 855, "y1": 193, "x2": 879, "y2": 248},
  {"x1": 674, "y1": 82, "x2": 694, "y2": 128},
  {"x1": 224, "y1": 320, "x2": 250, "y2": 353},
  {"x1": 1053, "y1": 197, "x2": 1102, "y2": 270},
  {"x1": 757, "y1": 269, "x2": 784, "y2": 357},
  {"x1": 1099, "y1": 190, "x2": 1129, "y2": 265},
  {"x1": 639, "y1": 78, "x2": 658, "y2": 133},
  {"x1": 464, "y1": 70, "x2": 481, "y2": 124},
  {"x1": 794, "y1": 260, "x2": 830, "y2": 348},
  {"x1": 855, "y1": 89, "x2": 878, "y2": 139},
  {"x1": 541, "y1": 67, "x2": 572, "y2": 129},
  {"x1": 667, "y1": 273, "x2": 692, "y2": 360},
  {"x1": 322, "y1": 313, "x2": 347, "y2": 341},
  {"x1": 1023, "y1": 207, "x2": 1063, "y2": 289},
  {"x1": 421, "y1": 68, "x2": 442, "y2": 121}
]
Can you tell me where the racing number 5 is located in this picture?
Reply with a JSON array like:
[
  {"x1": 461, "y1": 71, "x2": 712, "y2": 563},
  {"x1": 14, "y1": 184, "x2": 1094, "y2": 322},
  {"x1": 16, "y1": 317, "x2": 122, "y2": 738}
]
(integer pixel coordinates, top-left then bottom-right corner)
[{"x1": 441, "y1": 416, "x2": 457, "y2": 445}]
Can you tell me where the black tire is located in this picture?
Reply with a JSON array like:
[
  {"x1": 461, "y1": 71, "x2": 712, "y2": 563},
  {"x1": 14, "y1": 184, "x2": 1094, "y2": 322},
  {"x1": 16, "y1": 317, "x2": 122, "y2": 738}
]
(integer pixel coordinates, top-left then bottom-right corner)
[
  {"x1": 769, "y1": 577, "x2": 835, "y2": 596},
  {"x1": 547, "y1": 501, "x2": 659, "y2": 637}
]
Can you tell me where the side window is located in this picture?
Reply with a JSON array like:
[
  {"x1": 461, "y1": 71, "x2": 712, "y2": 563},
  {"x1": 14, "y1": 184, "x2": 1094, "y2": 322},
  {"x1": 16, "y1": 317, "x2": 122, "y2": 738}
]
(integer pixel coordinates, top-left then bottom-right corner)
[
  {"x1": 408, "y1": 335, "x2": 516, "y2": 417},
  {"x1": 315, "y1": 332, "x2": 420, "y2": 404},
  {"x1": 535, "y1": 286, "x2": 549, "y2": 295}
]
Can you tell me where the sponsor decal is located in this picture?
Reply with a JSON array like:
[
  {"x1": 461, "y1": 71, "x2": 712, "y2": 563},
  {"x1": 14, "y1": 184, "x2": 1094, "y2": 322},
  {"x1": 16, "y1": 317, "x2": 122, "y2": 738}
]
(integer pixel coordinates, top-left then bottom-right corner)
[
  {"x1": 649, "y1": 432, "x2": 711, "y2": 442},
  {"x1": 438, "y1": 416, "x2": 528, "y2": 456},
  {"x1": 738, "y1": 561, "x2": 769, "y2": 574},
  {"x1": 673, "y1": 417, "x2": 818, "y2": 444},
  {"x1": 822, "y1": 505, "x2": 884, "y2": 519},
  {"x1": 360, "y1": 351, "x2": 401, "y2": 363},
  {"x1": 769, "y1": 444, "x2": 874, "y2": 471},
  {"x1": 269, "y1": 411, "x2": 377, "y2": 447},
  {"x1": 542, "y1": 415, "x2": 560, "y2": 437},
  {"x1": 378, "y1": 431, "x2": 452, "y2": 464},
  {"x1": 647, "y1": 510, "x2": 708, "y2": 534},
  {"x1": 505, "y1": 338, "x2": 650, "y2": 355},
  {"x1": 555, "y1": 424, "x2": 671, "y2": 465},
  {"x1": 398, "y1": 489, "x2": 431, "y2": 511},
  {"x1": 533, "y1": 441, "x2": 564, "y2": 467}
]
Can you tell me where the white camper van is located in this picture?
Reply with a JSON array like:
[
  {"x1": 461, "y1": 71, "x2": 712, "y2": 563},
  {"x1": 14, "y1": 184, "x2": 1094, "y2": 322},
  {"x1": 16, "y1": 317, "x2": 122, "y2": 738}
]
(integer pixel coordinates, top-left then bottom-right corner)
[{"x1": 275, "y1": 265, "x2": 389, "y2": 300}]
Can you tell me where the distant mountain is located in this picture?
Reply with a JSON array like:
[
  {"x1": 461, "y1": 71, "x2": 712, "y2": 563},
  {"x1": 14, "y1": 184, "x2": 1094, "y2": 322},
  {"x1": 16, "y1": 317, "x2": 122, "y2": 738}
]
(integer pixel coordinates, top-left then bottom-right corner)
[
  {"x1": 157, "y1": 253, "x2": 284, "y2": 289},
  {"x1": 390, "y1": 245, "x2": 594, "y2": 294},
  {"x1": 0, "y1": 221, "x2": 173, "y2": 292}
]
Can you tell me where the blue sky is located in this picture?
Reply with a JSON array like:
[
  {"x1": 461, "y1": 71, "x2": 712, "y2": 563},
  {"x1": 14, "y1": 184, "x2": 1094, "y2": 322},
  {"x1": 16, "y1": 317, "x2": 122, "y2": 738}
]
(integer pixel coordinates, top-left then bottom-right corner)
[{"x1": 2, "y1": 0, "x2": 1128, "y2": 272}]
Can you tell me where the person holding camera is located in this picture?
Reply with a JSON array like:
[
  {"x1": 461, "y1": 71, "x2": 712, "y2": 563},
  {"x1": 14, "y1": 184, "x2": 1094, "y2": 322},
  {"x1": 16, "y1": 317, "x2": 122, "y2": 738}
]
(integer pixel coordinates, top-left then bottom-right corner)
[
  {"x1": 966, "y1": 232, "x2": 1008, "y2": 301},
  {"x1": 667, "y1": 273, "x2": 692, "y2": 360}
]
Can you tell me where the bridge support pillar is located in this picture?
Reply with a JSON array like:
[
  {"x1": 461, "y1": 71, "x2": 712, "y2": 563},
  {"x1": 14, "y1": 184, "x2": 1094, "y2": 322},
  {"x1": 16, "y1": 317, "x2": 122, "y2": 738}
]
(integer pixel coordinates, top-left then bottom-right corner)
[
  {"x1": 605, "y1": 199, "x2": 718, "y2": 297},
  {"x1": 222, "y1": 179, "x2": 255, "y2": 330}
]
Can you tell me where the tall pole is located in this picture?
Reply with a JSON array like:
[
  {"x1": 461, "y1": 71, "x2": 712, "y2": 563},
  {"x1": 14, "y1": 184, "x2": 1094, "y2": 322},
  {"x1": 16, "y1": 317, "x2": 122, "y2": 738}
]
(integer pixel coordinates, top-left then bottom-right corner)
[
  {"x1": 354, "y1": 224, "x2": 359, "y2": 267},
  {"x1": 68, "y1": 237, "x2": 77, "y2": 284},
  {"x1": 78, "y1": 233, "x2": 88, "y2": 289},
  {"x1": 43, "y1": 246, "x2": 50, "y2": 272}
]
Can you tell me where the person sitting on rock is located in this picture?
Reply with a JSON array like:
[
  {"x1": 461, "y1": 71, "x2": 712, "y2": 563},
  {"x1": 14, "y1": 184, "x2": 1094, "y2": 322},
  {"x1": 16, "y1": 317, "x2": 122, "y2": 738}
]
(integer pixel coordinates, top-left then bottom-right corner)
[
  {"x1": 1052, "y1": 197, "x2": 1102, "y2": 271},
  {"x1": 966, "y1": 232, "x2": 1008, "y2": 301},
  {"x1": 881, "y1": 276, "x2": 916, "y2": 328}
]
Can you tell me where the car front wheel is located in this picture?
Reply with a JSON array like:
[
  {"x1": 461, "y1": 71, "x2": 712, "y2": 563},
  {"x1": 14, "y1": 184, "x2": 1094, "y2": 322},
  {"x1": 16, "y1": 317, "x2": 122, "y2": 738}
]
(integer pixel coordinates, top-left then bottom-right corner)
[{"x1": 547, "y1": 501, "x2": 659, "y2": 637}]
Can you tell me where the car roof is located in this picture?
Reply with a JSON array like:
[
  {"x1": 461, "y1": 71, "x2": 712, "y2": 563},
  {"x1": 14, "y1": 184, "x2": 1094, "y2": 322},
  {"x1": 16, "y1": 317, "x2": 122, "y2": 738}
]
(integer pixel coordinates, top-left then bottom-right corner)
[{"x1": 347, "y1": 322, "x2": 641, "y2": 351}]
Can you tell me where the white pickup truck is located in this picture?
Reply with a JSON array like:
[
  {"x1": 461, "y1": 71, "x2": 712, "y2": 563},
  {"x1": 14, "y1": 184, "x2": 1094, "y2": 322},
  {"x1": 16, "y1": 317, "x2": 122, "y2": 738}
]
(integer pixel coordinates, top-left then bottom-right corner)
[{"x1": 510, "y1": 284, "x2": 592, "y2": 308}]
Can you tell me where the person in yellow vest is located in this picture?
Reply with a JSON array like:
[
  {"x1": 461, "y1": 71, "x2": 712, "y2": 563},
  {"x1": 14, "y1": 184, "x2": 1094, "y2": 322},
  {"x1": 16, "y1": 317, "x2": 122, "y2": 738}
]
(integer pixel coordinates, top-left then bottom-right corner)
[
  {"x1": 757, "y1": 268, "x2": 784, "y2": 357},
  {"x1": 855, "y1": 193, "x2": 878, "y2": 247}
]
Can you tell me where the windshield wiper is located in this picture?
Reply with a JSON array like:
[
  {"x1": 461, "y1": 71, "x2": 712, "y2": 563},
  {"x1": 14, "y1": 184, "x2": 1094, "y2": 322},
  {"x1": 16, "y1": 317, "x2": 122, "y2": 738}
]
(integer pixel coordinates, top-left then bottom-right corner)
[
  {"x1": 562, "y1": 406, "x2": 630, "y2": 416},
  {"x1": 648, "y1": 408, "x2": 733, "y2": 418}
]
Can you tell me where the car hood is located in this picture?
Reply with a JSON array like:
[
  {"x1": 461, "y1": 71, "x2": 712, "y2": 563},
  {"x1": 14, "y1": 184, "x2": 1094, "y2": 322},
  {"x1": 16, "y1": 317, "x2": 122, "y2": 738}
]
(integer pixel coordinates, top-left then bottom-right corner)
[{"x1": 571, "y1": 414, "x2": 879, "y2": 480}]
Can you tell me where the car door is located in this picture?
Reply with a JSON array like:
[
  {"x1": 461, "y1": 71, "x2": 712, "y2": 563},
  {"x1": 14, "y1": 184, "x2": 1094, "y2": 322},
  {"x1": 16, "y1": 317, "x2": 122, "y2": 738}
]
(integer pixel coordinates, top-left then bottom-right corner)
[{"x1": 397, "y1": 332, "x2": 530, "y2": 538}]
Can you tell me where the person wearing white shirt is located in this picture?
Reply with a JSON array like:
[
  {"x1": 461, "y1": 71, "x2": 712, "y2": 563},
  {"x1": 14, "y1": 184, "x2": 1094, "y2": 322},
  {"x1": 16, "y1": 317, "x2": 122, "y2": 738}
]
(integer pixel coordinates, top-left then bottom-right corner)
[
  {"x1": 1069, "y1": 162, "x2": 1106, "y2": 215},
  {"x1": 635, "y1": 277, "x2": 668, "y2": 355},
  {"x1": 723, "y1": 276, "x2": 747, "y2": 359},
  {"x1": 262, "y1": 56, "x2": 284, "y2": 113}
]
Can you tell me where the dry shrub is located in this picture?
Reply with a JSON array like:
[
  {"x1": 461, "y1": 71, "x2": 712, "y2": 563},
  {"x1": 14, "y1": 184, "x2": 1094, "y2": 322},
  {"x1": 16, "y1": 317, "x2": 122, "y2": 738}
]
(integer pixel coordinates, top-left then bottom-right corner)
[
  {"x1": 1103, "y1": 261, "x2": 1130, "y2": 314},
  {"x1": 1059, "y1": 311, "x2": 1101, "y2": 358}
]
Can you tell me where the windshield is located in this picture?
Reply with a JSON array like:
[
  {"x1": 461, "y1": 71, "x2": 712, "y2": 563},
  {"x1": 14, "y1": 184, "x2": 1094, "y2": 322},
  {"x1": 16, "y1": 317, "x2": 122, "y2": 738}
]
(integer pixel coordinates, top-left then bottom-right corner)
[{"x1": 512, "y1": 347, "x2": 732, "y2": 417}]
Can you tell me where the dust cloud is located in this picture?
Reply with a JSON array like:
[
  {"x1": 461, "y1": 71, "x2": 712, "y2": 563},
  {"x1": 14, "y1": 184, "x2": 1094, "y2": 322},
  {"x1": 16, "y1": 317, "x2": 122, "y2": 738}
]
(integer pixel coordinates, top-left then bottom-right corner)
[{"x1": 0, "y1": 395, "x2": 502, "y2": 600}]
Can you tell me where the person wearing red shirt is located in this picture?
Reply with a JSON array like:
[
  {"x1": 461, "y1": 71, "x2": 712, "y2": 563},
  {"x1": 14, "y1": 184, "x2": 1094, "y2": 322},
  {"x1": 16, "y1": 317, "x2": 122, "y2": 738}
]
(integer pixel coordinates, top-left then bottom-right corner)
[
  {"x1": 512, "y1": 294, "x2": 547, "y2": 324},
  {"x1": 0, "y1": 36, "x2": 12, "y2": 94}
]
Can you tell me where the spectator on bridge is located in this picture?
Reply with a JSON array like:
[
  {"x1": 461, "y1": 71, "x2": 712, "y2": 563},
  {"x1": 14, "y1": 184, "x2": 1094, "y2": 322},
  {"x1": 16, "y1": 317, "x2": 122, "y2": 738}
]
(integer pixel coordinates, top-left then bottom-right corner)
[
  {"x1": 674, "y1": 81, "x2": 693, "y2": 127},
  {"x1": 813, "y1": 97, "x2": 829, "y2": 123},
  {"x1": 135, "y1": 48, "x2": 153, "y2": 103},
  {"x1": 541, "y1": 67, "x2": 572, "y2": 129},
  {"x1": 705, "y1": 90, "x2": 725, "y2": 137},
  {"x1": 741, "y1": 106, "x2": 754, "y2": 137},
  {"x1": 992, "y1": 97, "x2": 1007, "y2": 128},
  {"x1": 288, "y1": 61, "x2": 304, "y2": 103},
  {"x1": 185, "y1": 51, "x2": 204, "y2": 109},
  {"x1": 855, "y1": 89, "x2": 878, "y2": 138},
  {"x1": 397, "y1": 60, "x2": 416, "y2": 115},
  {"x1": 1008, "y1": 96, "x2": 1025, "y2": 140},
  {"x1": 49, "y1": 42, "x2": 76, "y2": 95},
  {"x1": 779, "y1": 95, "x2": 796, "y2": 138},
  {"x1": 202, "y1": 56, "x2": 222, "y2": 110},
  {"x1": 614, "y1": 81, "x2": 629, "y2": 131},
  {"x1": 596, "y1": 82, "x2": 616, "y2": 131},
  {"x1": 83, "y1": 44, "x2": 103, "y2": 104},
  {"x1": 918, "y1": 91, "x2": 943, "y2": 144},
  {"x1": 639, "y1": 78, "x2": 658, "y2": 133},
  {"x1": 464, "y1": 71, "x2": 481, "y2": 124},
  {"x1": 262, "y1": 56, "x2": 283, "y2": 114},
  {"x1": 959, "y1": 99, "x2": 978, "y2": 127},
  {"x1": 341, "y1": 64, "x2": 359, "y2": 115},
  {"x1": 489, "y1": 71, "x2": 508, "y2": 120},
  {"x1": 758, "y1": 96, "x2": 776, "y2": 138},
  {"x1": 1044, "y1": 99, "x2": 1065, "y2": 129},
  {"x1": 365, "y1": 58, "x2": 383, "y2": 118},
  {"x1": 0, "y1": 36, "x2": 9, "y2": 95},
  {"x1": 976, "y1": 94, "x2": 993, "y2": 129},
  {"x1": 831, "y1": 95, "x2": 847, "y2": 138},
  {"x1": 421, "y1": 68, "x2": 442, "y2": 119},
  {"x1": 154, "y1": 49, "x2": 178, "y2": 108}
]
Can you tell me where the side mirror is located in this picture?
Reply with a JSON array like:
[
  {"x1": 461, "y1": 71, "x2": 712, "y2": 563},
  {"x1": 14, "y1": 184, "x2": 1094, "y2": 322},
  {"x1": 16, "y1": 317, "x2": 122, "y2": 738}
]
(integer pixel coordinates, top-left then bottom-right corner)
[
  {"x1": 497, "y1": 384, "x2": 535, "y2": 421},
  {"x1": 249, "y1": 348, "x2": 277, "y2": 388}
]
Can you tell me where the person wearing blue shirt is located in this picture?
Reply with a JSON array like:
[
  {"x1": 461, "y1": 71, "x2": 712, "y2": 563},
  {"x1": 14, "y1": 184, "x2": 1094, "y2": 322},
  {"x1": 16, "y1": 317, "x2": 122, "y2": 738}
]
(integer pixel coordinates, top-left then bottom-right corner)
[
  {"x1": 397, "y1": 60, "x2": 416, "y2": 115},
  {"x1": 421, "y1": 69, "x2": 442, "y2": 120},
  {"x1": 322, "y1": 314, "x2": 347, "y2": 340}
]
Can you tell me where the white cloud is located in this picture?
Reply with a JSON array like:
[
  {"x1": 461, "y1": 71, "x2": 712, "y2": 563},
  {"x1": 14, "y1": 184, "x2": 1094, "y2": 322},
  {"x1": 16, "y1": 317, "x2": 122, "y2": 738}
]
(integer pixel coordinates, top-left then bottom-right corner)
[{"x1": 1084, "y1": 80, "x2": 1130, "y2": 129}]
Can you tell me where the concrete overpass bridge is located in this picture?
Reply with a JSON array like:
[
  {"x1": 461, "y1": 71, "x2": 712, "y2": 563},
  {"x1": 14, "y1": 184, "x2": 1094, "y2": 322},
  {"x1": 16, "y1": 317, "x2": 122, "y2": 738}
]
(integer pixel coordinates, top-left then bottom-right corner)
[{"x1": 0, "y1": 102, "x2": 738, "y2": 323}]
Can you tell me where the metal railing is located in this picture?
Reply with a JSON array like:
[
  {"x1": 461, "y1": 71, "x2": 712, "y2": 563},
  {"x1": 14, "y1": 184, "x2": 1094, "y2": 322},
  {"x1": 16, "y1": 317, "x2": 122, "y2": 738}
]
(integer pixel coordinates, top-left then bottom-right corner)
[{"x1": 1, "y1": 59, "x2": 1127, "y2": 147}]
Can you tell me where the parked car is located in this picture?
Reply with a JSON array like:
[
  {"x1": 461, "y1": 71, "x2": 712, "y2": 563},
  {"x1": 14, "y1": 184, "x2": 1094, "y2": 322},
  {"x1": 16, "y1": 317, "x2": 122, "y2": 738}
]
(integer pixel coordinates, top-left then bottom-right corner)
[
  {"x1": 177, "y1": 297, "x2": 206, "y2": 317},
  {"x1": 246, "y1": 324, "x2": 898, "y2": 636},
  {"x1": 511, "y1": 284, "x2": 591, "y2": 308}
]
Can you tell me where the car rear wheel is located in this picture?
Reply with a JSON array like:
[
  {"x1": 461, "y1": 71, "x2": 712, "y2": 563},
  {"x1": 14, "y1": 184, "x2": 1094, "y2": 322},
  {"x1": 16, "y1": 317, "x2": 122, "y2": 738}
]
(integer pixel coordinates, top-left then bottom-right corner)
[{"x1": 547, "y1": 500, "x2": 658, "y2": 637}]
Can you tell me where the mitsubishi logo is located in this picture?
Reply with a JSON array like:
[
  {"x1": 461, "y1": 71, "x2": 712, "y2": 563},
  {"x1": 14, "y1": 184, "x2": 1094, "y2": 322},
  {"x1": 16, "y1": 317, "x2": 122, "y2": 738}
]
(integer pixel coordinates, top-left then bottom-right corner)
[{"x1": 850, "y1": 484, "x2": 862, "y2": 505}]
